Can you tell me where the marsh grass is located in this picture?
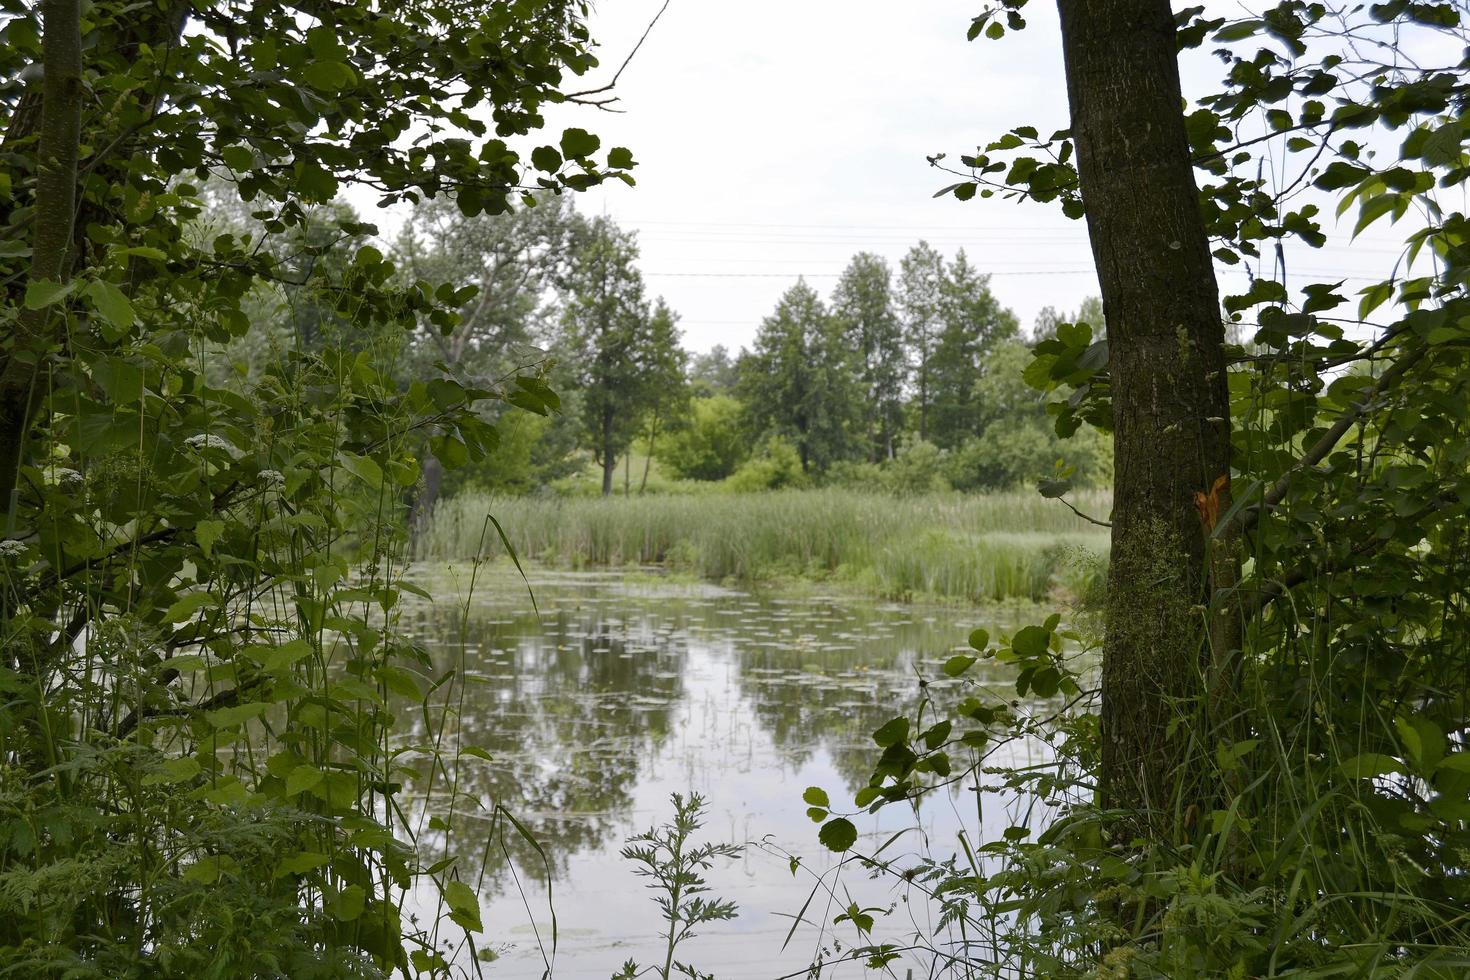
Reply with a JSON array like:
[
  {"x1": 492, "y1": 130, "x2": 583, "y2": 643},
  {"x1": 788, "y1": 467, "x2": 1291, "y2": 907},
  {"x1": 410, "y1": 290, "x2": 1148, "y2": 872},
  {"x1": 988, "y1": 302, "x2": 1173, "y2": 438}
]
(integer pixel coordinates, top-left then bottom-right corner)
[{"x1": 418, "y1": 489, "x2": 1111, "y2": 602}]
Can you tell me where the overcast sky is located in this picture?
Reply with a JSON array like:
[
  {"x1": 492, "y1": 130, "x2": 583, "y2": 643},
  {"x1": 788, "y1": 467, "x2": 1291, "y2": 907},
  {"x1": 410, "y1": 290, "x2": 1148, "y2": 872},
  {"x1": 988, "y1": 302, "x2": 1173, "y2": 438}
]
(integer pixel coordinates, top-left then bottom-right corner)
[{"x1": 514, "y1": 1, "x2": 1418, "y2": 354}]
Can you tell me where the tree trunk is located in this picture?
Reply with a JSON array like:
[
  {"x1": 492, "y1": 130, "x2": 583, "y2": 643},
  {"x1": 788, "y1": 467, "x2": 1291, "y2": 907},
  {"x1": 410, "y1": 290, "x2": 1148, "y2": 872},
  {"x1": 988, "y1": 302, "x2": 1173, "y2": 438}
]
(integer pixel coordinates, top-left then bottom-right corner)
[
  {"x1": 1057, "y1": 0, "x2": 1235, "y2": 830},
  {"x1": 639, "y1": 409, "x2": 660, "y2": 494},
  {"x1": 409, "y1": 454, "x2": 444, "y2": 545},
  {"x1": 0, "y1": 0, "x2": 83, "y2": 518},
  {"x1": 601, "y1": 406, "x2": 615, "y2": 497},
  {"x1": 918, "y1": 365, "x2": 928, "y2": 443}
]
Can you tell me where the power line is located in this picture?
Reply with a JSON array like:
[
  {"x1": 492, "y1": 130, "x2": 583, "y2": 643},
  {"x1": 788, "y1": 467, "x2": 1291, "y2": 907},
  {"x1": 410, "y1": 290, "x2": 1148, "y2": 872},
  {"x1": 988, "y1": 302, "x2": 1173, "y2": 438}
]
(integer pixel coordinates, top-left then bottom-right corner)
[{"x1": 643, "y1": 269, "x2": 1100, "y2": 279}]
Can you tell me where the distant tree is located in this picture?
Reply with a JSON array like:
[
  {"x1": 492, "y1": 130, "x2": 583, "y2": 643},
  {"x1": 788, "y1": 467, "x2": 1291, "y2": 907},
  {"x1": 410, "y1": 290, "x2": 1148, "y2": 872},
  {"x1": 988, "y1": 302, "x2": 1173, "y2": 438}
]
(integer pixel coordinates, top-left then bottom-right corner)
[
  {"x1": 1033, "y1": 295, "x2": 1104, "y2": 343},
  {"x1": 656, "y1": 394, "x2": 747, "y2": 481},
  {"x1": 689, "y1": 345, "x2": 740, "y2": 396},
  {"x1": 394, "y1": 195, "x2": 576, "y2": 523},
  {"x1": 560, "y1": 217, "x2": 660, "y2": 496},
  {"x1": 928, "y1": 250, "x2": 1019, "y2": 448},
  {"x1": 897, "y1": 242, "x2": 946, "y2": 441},
  {"x1": 947, "y1": 340, "x2": 1109, "y2": 490},
  {"x1": 636, "y1": 300, "x2": 689, "y2": 493},
  {"x1": 738, "y1": 280, "x2": 859, "y2": 474},
  {"x1": 832, "y1": 253, "x2": 906, "y2": 460}
]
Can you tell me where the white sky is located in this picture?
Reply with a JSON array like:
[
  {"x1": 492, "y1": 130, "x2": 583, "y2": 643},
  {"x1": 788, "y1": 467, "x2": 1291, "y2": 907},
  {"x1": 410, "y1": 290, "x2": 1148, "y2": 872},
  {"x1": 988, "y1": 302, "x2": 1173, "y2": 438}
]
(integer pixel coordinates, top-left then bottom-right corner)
[{"x1": 481, "y1": 2, "x2": 1423, "y2": 353}]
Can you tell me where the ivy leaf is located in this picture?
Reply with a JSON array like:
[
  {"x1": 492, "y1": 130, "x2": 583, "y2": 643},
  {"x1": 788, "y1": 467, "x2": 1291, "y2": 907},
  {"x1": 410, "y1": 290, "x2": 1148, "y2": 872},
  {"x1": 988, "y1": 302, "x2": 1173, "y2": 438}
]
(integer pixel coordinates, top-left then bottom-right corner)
[{"x1": 818, "y1": 817, "x2": 858, "y2": 852}]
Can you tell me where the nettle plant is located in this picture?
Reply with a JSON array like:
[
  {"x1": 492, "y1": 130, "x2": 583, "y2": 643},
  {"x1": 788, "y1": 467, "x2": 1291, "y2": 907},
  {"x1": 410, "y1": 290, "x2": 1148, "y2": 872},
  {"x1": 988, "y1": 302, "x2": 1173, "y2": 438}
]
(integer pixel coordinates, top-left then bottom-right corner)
[
  {"x1": 0, "y1": 0, "x2": 623, "y2": 974},
  {"x1": 807, "y1": 1, "x2": 1470, "y2": 977}
]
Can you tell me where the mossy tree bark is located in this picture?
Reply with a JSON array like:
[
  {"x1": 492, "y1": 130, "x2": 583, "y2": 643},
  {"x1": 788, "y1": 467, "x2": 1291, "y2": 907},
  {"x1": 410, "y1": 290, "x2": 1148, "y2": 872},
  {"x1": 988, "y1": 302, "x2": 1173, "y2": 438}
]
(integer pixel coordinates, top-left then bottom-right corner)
[
  {"x1": 0, "y1": 0, "x2": 83, "y2": 515},
  {"x1": 1056, "y1": 0, "x2": 1236, "y2": 828}
]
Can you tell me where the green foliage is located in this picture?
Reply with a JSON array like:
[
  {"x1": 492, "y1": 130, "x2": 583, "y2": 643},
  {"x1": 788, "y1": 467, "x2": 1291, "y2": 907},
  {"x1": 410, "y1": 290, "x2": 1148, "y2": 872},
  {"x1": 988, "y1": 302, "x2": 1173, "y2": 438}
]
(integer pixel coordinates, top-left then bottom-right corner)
[
  {"x1": 614, "y1": 793, "x2": 741, "y2": 980},
  {"x1": 656, "y1": 395, "x2": 748, "y2": 481},
  {"x1": 811, "y1": 2, "x2": 1470, "y2": 976},
  {"x1": 827, "y1": 437, "x2": 953, "y2": 495},
  {"x1": 0, "y1": 0, "x2": 621, "y2": 972},
  {"x1": 927, "y1": 250, "x2": 1020, "y2": 449},
  {"x1": 737, "y1": 281, "x2": 862, "y2": 474},
  {"x1": 724, "y1": 437, "x2": 808, "y2": 492},
  {"x1": 558, "y1": 218, "x2": 687, "y2": 495},
  {"x1": 832, "y1": 253, "x2": 907, "y2": 460}
]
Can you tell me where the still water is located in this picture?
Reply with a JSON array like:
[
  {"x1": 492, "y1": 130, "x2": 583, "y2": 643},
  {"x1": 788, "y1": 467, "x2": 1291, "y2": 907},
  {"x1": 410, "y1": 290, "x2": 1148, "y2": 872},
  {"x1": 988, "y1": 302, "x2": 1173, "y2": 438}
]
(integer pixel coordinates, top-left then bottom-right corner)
[{"x1": 397, "y1": 567, "x2": 1047, "y2": 979}]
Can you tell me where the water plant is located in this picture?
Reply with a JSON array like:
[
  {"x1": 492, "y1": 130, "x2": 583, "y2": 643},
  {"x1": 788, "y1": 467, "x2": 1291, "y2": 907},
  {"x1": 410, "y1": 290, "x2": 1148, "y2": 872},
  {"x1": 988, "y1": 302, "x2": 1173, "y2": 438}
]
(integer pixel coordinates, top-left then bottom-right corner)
[{"x1": 418, "y1": 489, "x2": 1110, "y2": 604}]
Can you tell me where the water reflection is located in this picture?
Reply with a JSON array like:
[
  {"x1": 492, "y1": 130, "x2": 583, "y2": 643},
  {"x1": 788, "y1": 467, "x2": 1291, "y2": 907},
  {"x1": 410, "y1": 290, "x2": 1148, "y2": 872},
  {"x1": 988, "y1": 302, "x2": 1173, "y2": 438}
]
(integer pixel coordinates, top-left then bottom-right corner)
[{"x1": 397, "y1": 569, "x2": 1038, "y2": 979}]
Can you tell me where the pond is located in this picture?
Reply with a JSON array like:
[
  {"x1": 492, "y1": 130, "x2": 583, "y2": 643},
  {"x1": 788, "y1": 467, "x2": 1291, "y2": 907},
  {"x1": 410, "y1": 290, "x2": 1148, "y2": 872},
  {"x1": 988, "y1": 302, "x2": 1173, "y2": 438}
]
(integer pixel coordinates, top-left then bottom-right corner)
[{"x1": 396, "y1": 566, "x2": 1051, "y2": 979}]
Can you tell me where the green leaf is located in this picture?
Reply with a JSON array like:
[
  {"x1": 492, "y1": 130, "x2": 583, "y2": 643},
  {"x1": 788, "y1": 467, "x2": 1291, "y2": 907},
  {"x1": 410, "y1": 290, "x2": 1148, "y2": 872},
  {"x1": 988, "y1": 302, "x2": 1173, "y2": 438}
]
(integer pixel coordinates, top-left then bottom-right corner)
[
  {"x1": 530, "y1": 145, "x2": 562, "y2": 172},
  {"x1": 205, "y1": 702, "x2": 269, "y2": 729},
  {"x1": 84, "y1": 280, "x2": 135, "y2": 334},
  {"x1": 608, "y1": 146, "x2": 635, "y2": 168},
  {"x1": 1037, "y1": 477, "x2": 1072, "y2": 499},
  {"x1": 1011, "y1": 625, "x2": 1050, "y2": 659},
  {"x1": 165, "y1": 591, "x2": 220, "y2": 623},
  {"x1": 92, "y1": 357, "x2": 144, "y2": 405},
  {"x1": 332, "y1": 884, "x2": 366, "y2": 922},
  {"x1": 967, "y1": 628, "x2": 990, "y2": 651},
  {"x1": 338, "y1": 451, "x2": 383, "y2": 489},
  {"x1": 142, "y1": 755, "x2": 201, "y2": 786},
  {"x1": 802, "y1": 786, "x2": 829, "y2": 808},
  {"x1": 943, "y1": 655, "x2": 976, "y2": 677},
  {"x1": 302, "y1": 60, "x2": 358, "y2": 92},
  {"x1": 819, "y1": 817, "x2": 858, "y2": 852},
  {"x1": 221, "y1": 144, "x2": 254, "y2": 171},
  {"x1": 286, "y1": 765, "x2": 325, "y2": 797},
  {"x1": 260, "y1": 639, "x2": 315, "y2": 672},
  {"x1": 194, "y1": 519, "x2": 225, "y2": 559},
  {"x1": 1340, "y1": 753, "x2": 1402, "y2": 779},
  {"x1": 275, "y1": 851, "x2": 329, "y2": 877},
  {"x1": 24, "y1": 278, "x2": 76, "y2": 310},
  {"x1": 559, "y1": 126, "x2": 600, "y2": 159},
  {"x1": 444, "y1": 879, "x2": 483, "y2": 932},
  {"x1": 871, "y1": 716, "x2": 909, "y2": 748}
]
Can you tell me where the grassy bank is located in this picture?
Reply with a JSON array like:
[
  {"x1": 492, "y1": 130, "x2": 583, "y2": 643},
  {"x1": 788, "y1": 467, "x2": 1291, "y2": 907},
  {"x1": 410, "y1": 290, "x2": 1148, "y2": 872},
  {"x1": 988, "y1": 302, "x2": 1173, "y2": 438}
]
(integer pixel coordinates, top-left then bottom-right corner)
[{"x1": 416, "y1": 489, "x2": 1110, "y2": 603}]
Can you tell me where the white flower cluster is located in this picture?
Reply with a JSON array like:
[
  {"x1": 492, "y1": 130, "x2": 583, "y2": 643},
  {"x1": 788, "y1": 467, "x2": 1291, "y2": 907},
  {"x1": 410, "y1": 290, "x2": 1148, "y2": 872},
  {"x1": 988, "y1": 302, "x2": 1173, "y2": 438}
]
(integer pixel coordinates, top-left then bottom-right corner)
[
  {"x1": 184, "y1": 433, "x2": 236, "y2": 453},
  {"x1": 259, "y1": 469, "x2": 285, "y2": 487},
  {"x1": 50, "y1": 467, "x2": 84, "y2": 486},
  {"x1": 0, "y1": 540, "x2": 27, "y2": 558}
]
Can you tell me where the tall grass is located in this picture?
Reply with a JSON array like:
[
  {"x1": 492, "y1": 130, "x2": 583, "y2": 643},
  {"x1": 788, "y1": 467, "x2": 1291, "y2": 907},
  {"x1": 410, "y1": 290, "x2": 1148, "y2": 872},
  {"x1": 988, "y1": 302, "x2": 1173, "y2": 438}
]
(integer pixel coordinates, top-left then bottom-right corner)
[{"x1": 417, "y1": 489, "x2": 1111, "y2": 602}]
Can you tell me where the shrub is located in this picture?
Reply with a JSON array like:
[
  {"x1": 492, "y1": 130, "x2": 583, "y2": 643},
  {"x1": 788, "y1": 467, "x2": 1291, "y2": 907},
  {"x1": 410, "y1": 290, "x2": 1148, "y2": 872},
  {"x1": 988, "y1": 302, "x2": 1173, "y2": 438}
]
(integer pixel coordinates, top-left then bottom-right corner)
[
  {"x1": 657, "y1": 394, "x2": 748, "y2": 481},
  {"x1": 725, "y1": 437, "x2": 808, "y2": 492}
]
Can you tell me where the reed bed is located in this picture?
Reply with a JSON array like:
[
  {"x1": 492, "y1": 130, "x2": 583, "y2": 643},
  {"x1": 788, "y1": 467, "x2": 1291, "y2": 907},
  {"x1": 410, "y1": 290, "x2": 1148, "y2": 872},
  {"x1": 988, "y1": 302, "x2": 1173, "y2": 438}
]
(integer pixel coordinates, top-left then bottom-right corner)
[{"x1": 417, "y1": 488, "x2": 1111, "y2": 602}]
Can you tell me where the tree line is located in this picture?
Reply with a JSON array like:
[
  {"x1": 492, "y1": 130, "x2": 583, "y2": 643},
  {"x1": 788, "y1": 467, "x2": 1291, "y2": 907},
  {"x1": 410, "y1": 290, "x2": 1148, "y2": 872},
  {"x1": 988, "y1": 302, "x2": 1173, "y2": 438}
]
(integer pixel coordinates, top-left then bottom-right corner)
[{"x1": 223, "y1": 194, "x2": 1110, "y2": 502}]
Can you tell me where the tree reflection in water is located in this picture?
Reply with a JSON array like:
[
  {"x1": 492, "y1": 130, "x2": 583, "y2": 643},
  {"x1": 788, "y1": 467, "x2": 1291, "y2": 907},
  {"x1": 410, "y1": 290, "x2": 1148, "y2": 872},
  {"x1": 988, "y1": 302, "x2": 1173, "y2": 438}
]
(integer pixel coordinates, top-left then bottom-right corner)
[{"x1": 390, "y1": 571, "x2": 1040, "y2": 977}]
